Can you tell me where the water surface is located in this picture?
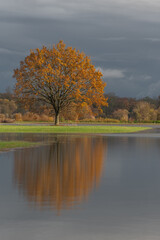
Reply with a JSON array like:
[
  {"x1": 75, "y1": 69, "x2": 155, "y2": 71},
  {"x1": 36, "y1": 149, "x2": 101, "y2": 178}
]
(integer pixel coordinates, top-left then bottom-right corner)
[{"x1": 0, "y1": 132, "x2": 160, "y2": 239}]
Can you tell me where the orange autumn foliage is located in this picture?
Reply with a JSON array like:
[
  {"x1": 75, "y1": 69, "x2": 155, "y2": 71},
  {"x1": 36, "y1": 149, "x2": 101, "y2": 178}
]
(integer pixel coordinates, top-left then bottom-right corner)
[{"x1": 13, "y1": 41, "x2": 108, "y2": 125}]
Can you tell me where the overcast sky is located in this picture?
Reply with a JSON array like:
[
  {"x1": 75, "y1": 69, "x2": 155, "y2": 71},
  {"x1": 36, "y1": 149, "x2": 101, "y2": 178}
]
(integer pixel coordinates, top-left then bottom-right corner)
[{"x1": 1, "y1": 0, "x2": 160, "y2": 98}]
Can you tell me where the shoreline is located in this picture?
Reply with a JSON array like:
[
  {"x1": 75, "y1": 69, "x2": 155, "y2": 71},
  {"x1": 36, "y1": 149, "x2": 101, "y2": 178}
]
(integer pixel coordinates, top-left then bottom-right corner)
[{"x1": 0, "y1": 141, "x2": 41, "y2": 152}]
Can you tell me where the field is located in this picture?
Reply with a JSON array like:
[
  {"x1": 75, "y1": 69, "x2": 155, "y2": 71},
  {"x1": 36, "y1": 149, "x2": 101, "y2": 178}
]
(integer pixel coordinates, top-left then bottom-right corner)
[
  {"x1": 0, "y1": 125, "x2": 151, "y2": 133},
  {"x1": 0, "y1": 141, "x2": 40, "y2": 151}
]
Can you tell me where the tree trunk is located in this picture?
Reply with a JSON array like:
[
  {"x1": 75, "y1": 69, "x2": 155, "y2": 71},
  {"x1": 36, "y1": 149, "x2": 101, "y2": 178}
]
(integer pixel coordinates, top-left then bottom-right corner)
[{"x1": 55, "y1": 112, "x2": 60, "y2": 125}]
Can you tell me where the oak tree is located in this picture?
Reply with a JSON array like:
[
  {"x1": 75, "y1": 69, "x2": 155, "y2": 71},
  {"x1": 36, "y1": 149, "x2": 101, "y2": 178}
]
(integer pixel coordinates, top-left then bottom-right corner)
[{"x1": 13, "y1": 41, "x2": 107, "y2": 125}]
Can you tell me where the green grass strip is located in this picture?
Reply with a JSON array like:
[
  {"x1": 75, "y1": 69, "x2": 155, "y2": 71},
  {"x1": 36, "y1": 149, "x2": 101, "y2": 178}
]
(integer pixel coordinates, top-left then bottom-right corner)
[
  {"x1": 0, "y1": 141, "x2": 40, "y2": 151},
  {"x1": 0, "y1": 125, "x2": 151, "y2": 133}
]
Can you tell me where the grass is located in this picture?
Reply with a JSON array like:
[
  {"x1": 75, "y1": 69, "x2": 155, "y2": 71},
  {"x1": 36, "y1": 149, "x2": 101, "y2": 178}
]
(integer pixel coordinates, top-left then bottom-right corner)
[
  {"x1": 14, "y1": 120, "x2": 160, "y2": 125},
  {"x1": 0, "y1": 125, "x2": 152, "y2": 133},
  {"x1": 0, "y1": 141, "x2": 40, "y2": 151}
]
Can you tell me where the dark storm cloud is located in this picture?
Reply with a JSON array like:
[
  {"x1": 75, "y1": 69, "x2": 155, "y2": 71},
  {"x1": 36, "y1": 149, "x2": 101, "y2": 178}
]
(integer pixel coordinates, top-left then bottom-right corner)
[{"x1": 1, "y1": 0, "x2": 160, "y2": 97}]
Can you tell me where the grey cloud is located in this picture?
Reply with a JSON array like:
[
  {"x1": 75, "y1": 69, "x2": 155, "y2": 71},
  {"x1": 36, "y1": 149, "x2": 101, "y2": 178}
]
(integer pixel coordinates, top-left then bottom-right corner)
[
  {"x1": 144, "y1": 38, "x2": 160, "y2": 42},
  {"x1": 97, "y1": 68, "x2": 126, "y2": 79},
  {"x1": 0, "y1": 48, "x2": 14, "y2": 54},
  {"x1": 142, "y1": 80, "x2": 160, "y2": 97},
  {"x1": 0, "y1": 48, "x2": 24, "y2": 55},
  {"x1": 0, "y1": 0, "x2": 160, "y2": 97},
  {"x1": 128, "y1": 75, "x2": 152, "y2": 82},
  {"x1": 105, "y1": 73, "x2": 159, "y2": 98},
  {"x1": 99, "y1": 37, "x2": 126, "y2": 41},
  {"x1": 1, "y1": 0, "x2": 160, "y2": 22}
]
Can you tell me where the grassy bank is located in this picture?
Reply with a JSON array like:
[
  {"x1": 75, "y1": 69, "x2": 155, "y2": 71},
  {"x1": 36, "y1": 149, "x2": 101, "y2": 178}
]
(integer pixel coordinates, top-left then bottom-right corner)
[
  {"x1": 0, "y1": 125, "x2": 151, "y2": 133},
  {"x1": 0, "y1": 141, "x2": 40, "y2": 151}
]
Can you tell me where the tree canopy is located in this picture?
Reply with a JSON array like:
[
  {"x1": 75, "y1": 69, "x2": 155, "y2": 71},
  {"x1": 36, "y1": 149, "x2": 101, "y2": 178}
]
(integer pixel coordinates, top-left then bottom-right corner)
[{"x1": 13, "y1": 41, "x2": 107, "y2": 125}]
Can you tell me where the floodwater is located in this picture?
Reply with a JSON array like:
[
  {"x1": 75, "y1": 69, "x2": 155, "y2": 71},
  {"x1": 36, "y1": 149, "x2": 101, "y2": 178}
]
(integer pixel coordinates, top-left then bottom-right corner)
[{"x1": 0, "y1": 132, "x2": 160, "y2": 240}]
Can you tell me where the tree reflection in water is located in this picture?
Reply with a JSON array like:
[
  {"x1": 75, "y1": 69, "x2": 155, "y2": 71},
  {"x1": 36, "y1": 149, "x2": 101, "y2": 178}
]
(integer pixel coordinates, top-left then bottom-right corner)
[{"x1": 14, "y1": 136, "x2": 107, "y2": 213}]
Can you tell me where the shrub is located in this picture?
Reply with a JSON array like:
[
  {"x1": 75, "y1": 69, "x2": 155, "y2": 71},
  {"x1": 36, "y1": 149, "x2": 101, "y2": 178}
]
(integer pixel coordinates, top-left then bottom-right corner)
[
  {"x1": 133, "y1": 101, "x2": 157, "y2": 122},
  {"x1": 61, "y1": 103, "x2": 78, "y2": 121},
  {"x1": 0, "y1": 114, "x2": 5, "y2": 122},
  {"x1": 39, "y1": 114, "x2": 49, "y2": 122},
  {"x1": 13, "y1": 113, "x2": 22, "y2": 121},
  {"x1": 113, "y1": 109, "x2": 129, "y2": 122},
  {"x1": 22, "y1": 112, "x2": 40, "y2": 121},
  {"x1": 78, "y1": 103, "x2": 95, "y2": 120},
  {"x1": 3, "y1": 118, "x2": 14, "y2": 123},
  {"x1": 48, "y1": 117, "x2": 54, "y2": 122},
  {"x1": 0, "y1": 98, "x2": 17, "y2": 116},
  {"x1": 79, "y1": 117, "x2": 120, "y2": 123},
  {"x1": 157, "y1": 107, "x2": 160, "y2": 121}
]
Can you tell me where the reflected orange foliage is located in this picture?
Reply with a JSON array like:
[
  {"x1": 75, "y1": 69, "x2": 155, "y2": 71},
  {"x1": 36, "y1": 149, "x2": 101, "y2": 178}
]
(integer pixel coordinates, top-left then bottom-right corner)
[{"x1": 14, "y1": 137, "x2": 107, "y2": 213}]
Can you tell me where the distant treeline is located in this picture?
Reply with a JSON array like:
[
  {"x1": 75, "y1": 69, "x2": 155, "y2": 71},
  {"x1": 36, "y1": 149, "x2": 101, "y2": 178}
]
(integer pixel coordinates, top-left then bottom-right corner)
[
  {"x1": 0, "y1": 90, "x2": 160, "y2": 123},
  {"x1": 102, "y1": 93, "x2": 160, "y2": 123}
]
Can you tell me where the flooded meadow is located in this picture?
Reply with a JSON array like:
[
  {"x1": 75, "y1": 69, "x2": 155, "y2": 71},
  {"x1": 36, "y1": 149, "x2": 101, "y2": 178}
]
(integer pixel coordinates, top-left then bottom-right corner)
[{"x1": 0, "y1": 131, "x2": 160, "y2": 239}]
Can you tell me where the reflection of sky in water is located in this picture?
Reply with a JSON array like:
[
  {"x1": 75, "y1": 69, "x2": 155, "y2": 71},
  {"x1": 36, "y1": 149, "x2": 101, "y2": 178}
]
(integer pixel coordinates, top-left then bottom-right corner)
[{"x1": 0, "y1": 134, "x2": 160, "y2": 240}]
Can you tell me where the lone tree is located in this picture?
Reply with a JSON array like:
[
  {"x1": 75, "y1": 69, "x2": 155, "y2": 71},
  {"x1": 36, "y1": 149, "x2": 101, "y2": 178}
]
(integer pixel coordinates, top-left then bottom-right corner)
[{"x1": 13, "y1": 41, "x2": 108, "y2": 125}]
